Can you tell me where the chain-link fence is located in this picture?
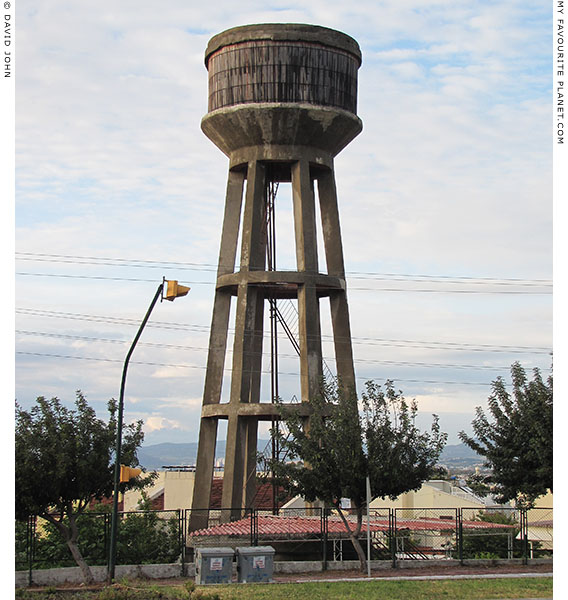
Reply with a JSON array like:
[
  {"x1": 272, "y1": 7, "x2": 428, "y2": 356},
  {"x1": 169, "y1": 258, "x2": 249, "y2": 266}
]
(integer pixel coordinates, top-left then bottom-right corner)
[
  {"x1": 16, "y1": 509, "x2": 184, "y2": 574},
  {"x1": 16, "y1": 505, "x2": 552, "y2": 575},
  {"x1": 393, "y1": 508, "x2": 459, "y2": 561},
  {"x1": 460, "y1": 507, "x2": 521, "y2": 559},
  {"x1": 366, "y1": 508, "x2": 392, "y2": 561},
  {"x1": 254, "y1": 507, "x2": 327, "y2": 562},
  {"x1": 525, "y1": 506, "x2": 553, "y2": 558},
  {"x1": 15, "y1": 512, "x2": 111, "y2": 573},
  {"x1": 185, "y1": 506, "x2": 326, "y2": 563}
]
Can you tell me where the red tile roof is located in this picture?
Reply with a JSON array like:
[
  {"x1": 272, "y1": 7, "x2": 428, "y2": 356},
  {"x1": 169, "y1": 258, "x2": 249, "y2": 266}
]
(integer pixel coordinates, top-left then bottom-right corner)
[
  {"x1": 209, "y1": 478, "x2": 293, "y2": 510},
  {"x1": 190, "y1": 514, "x2": 514, "y2": 539},
  {"x1": 88, "y1": 496, "x2": 123, "y2": 511},
  {"x1": 528, "y1": 520, "x2": 553, "y2": 527}
]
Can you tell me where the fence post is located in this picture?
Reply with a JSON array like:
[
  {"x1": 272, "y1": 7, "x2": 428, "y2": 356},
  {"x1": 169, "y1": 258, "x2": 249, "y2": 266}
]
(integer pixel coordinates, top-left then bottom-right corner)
[
  {"x1": 390, "y1": 509, "x2": 397, "y2": 568},
  {"x1": 179, "y1": 510, "x2": 186, "y2": 577},
  {"x1": 104, "y1": 513, "x2": 110, "y2": 567},
  {"x1": 255, "y1": 509, "x2": 259, "y2": 546},
  {"x1": 27, "y1": 515, "x2": 36, "y2": 587},
  {"x1": 322, "y1": 507, "x2": 328, "y2": 571},
  {"x1": 249, "y1": 508, "x2": 258, "y2": 546},
  {"x1": 457, "y1": 509, "x2": 463, "y2": 564},
  {"x1": 521, "y1": 507, "x2": 528, "y2": 565}
]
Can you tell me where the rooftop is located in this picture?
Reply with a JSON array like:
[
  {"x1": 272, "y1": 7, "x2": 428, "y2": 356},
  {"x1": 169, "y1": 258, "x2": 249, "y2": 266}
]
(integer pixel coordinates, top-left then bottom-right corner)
[{"x1": 190, "y1": 513, "x2": 514, "y2": 539}]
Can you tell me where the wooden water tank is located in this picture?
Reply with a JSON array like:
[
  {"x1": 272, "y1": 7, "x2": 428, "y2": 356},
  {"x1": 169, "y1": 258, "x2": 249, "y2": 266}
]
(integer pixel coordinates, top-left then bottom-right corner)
[{"x1": 205, "y1": 24, "x2": 362, "y2": 115}]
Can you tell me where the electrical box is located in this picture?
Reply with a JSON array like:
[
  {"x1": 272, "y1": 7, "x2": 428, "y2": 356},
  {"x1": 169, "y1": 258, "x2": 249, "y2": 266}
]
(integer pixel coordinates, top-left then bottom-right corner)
[
  {"x1": 195, "y1": 547, "x2": 234, "y2": 585},
  {"x1": 236, "y1": 546, "x2": 275, "y2": 583}
]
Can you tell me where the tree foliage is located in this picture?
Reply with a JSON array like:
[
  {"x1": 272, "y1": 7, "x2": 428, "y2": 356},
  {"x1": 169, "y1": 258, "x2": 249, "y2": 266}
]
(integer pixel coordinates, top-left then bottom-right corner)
[
  {"x1": 266, "y1": 380, "x2": 447, "y2": 571},
  {"x1": 459, "y1": 362, "x2": 552, "y2": 506},
  {"x1": 465, "y1": 472, "x2": 492, "y2": 498},
  {"x1": 15, "y1": 392, "x2": 153, "y2": 582},
  {"x1": 116, "y1": 495, "x2": 181, "y2": 565},
  {"x1": 16, "y1": 499, "x2": 181, "y2": 572},
  {"x1": 460, "y1": 511, "x2": 521, "y2": 559}
]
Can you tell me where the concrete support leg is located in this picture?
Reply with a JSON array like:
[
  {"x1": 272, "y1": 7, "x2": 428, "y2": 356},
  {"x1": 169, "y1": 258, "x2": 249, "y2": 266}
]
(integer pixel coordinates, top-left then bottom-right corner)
[
  {"x1": 329, "y1": 293, "x2": 356, "y2": 391},
  {"x1": 244, "y1": 418, "x2": 260, "y2": 509},
  {"x1": 190, "y1": 418, "x2": 219, "y2": 530},
  {"x1": 292, "y1": 159, "x2": 323, "y2": 401},
  {"x1": 317, "y1": 169, "x2": 356, "y2": 392},
  {"x1": 244, "y1": 294, "x2": 265, "y2": 509},
  {"x1": 317, "y1": 168, "x2": 358, "y2": 514},
  {"x1": 221, "y1": 160, "x2": 266, "y2": 520},
  {"x1": 221, "y1": 284, "x2": 264, "y2": 518},
  {"x1": 221, "y1": 413, "x2": 247, "y2": 522},
  {"x1": 190, "y1": 169, "x2": 245, "y2": 531},
  {"x1": 190, "y1": 289, "x2": 231, "y2": 527}
]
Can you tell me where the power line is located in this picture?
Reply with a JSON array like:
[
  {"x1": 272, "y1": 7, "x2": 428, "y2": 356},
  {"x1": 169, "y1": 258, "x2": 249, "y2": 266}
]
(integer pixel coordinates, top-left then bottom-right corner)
[
  {"x1": 16, "y1": 329, "x2": 520, "y2": 372},
  {"x1": 347, "y1": 287, "x2": 550, "y2": 294},
  {"x1": 15, "y1": 252, "x2": 218, "y2": 270},
  {"x1": 15, "y1": 252, "x2": 552, "y2": 287},
  {"x1": 15, "y1": 307, "x2": 552, "y2": 354},
  {"x1": 347, "y1": 272, "x2": 551, "y2": 285},
  {"x1": 15, "y1": 254, "x2": 218, "y2": 272},
  {"x1": 15, "y1": 271, "x2": 552, "y2": 294},
  {"x1": 15, "y1": 272, "x2": 210, "y2": 285},
  {"x1": 16, "y1": 307, "x2": 211, "y2": 333},
  {"x1": 15, "y1": 351, "x2": 496, "y2": 387}
]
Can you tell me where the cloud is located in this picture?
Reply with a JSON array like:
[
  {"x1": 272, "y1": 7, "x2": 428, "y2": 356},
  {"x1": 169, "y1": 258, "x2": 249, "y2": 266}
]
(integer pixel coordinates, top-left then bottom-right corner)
[
  {"x1": 143, "y1": 416, "x2": 184, "y2": 433},
  {"x1": 15, "y1": 1, "x2": 552, "y2": 446},
  {"x1": 413, "y1": 392, "x2": 483, "y2": 415}
]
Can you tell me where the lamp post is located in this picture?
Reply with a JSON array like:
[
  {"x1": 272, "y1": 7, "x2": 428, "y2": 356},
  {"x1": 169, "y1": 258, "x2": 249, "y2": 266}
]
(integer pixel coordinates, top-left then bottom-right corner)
[
  {"x1": 366, "y1": 475, "x2": 371, "y2": 577},
  {"x1": 107, "y1": 278, "x2": 189, "y2": 583}
]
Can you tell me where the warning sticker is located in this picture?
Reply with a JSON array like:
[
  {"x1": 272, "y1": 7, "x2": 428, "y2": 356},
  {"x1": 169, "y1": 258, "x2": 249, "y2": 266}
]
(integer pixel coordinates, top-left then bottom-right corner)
[
  {"x1": 210, "y1": 557, "x2": 224, "y2": 571},
  {"x1": 253, "y1": 556, "x2": 265, "y2": 569}
]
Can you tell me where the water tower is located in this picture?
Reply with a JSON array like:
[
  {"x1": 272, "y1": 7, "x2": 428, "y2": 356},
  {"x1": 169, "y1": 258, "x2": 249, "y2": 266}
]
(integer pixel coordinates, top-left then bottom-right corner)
[{"x1": 190, "y1": 23, "x2": 362, "y2": 529}]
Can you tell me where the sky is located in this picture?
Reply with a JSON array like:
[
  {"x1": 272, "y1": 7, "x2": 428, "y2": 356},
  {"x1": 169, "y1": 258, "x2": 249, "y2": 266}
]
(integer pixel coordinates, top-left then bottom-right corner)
[{"x1": 12, "y1": 0, "x2": 554, "y2": 451}]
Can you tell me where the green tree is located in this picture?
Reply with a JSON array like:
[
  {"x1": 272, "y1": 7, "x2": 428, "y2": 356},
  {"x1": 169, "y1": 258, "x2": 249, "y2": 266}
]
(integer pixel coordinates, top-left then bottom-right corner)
[
  {"x1": 15, "y1": 392, "x2": 153, "y2": 583},
  {"x1": 430, "y1": 465, "x2": 450, "y2": 480},
  {"x1": 16, "y1": 499, "x2": 182, "y2": 572},
  {"x1": 465, "y1": 472, "x2": 491, "y2": 498},
  {"x1": 460, "y1": 511, "x2": 520, "y2": 559},
  {"x1": 28, "y1": 507, "x2": 110, "y2": 570},
  {"x1": 267, "y1": 380, "x2": 447, "y2": 572},
  {"x1": 116, "y1": 494, "x2": 181, "y2": 565},
  {"x1": 459, "y1": 363, "x2": 552, "y2": 506}
]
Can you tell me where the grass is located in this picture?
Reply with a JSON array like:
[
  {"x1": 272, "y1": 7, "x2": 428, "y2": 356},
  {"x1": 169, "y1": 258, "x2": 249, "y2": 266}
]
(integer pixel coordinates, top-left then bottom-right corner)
[
  {"x1": 15, "y1": 576, "x2": 553, "y2": 600},
  {"x1": 201, "y1": 578, "x2": 553, "y2": 599}
]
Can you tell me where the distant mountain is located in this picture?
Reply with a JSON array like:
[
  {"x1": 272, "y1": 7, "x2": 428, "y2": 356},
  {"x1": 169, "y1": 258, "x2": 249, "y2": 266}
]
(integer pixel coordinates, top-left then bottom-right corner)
[
  {"x1": 139, "y1": 440, "x2": 481, "y2": 471},
  {"x1": 137, "y1": 443, "x2": 201, "y2": 470},
  {"x1": 440, "y1": 443, "x2": 479, "y2": 460},
  {"x1": 439, "y1": 443, "x2": 484, "y2": 469},
  {"x1": 138, "y1": 442, "x2": 233, "y2": 470}
]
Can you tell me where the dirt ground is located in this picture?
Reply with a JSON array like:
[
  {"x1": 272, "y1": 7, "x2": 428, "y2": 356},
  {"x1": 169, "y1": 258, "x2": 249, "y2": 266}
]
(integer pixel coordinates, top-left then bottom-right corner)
[
  {"x1": 273, "y1": 562, "x2": 553, "y2": 582},
  {"x1": 25, "y1": 562, "x2": 552, "y2": 593}
]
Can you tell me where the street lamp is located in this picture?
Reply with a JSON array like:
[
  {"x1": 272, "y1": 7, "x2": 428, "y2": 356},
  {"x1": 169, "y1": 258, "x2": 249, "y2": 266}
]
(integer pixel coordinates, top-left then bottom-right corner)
[{"x1": 107, "y1": 278, "x2": 190, "y2": 583}]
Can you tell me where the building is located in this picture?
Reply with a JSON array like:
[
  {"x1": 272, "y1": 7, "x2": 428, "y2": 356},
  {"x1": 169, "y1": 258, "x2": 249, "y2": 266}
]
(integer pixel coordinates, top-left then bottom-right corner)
[
  {"x1": 123, "y1": 469, "x2": 291, "y2": 512},
  {"x1": 523, "y1": 490, "x2": 553, "y2": 554},
  {"x1": 369, "y1": 480, "x2": 489, "y2": 511}
]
